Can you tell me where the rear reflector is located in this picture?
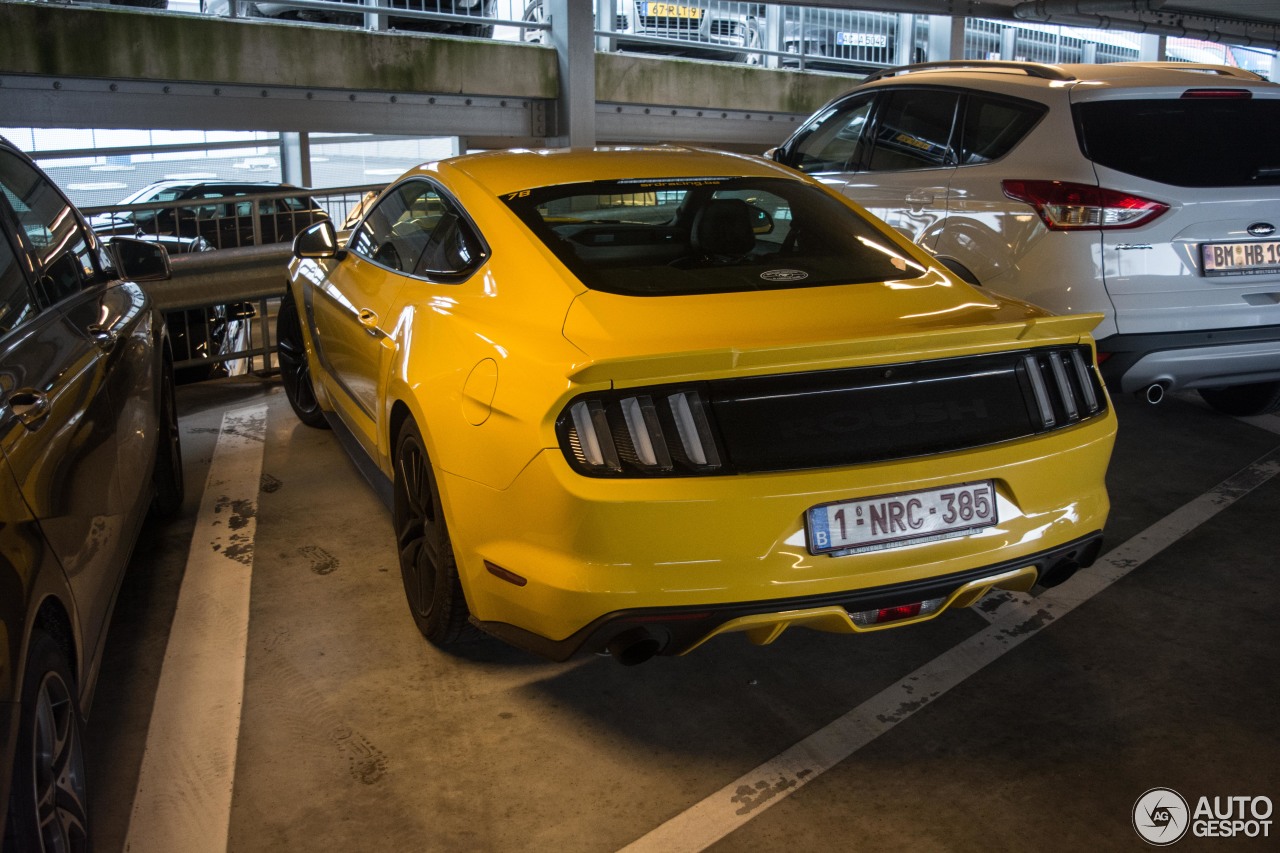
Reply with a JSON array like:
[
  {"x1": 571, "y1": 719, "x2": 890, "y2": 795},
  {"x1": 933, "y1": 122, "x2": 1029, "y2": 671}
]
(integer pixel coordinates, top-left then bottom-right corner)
[
  {"x1": 1002, "y1": 180, "x2": 1169, "y2": 231},
  {"x1": 850, "y1": 596, "x2": 945, "y2": 627}
]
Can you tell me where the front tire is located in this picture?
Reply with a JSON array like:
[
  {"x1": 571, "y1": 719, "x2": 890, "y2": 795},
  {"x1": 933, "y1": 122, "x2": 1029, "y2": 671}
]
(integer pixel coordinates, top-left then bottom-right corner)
[
  {"x1": 276, "y1": 292, "x2": 330, "y2": 429},
  {"x1": 392, "y1": 419, "x2": 474, "y2": 646},
  {"x1": 1199, "y1": 381, "x2": 1280, "y2": 417},
  {"x1": 6, "y1": 630, "x2": 90, "y2": 853}
]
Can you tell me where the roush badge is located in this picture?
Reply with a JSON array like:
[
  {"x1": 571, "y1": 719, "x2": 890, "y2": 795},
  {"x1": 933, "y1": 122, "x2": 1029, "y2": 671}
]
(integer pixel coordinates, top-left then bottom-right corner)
[
  {"x1": 1248, "y1": 222, "x2": 1276, "y2": 237},
  {"x1": 760, "y1": 269, "x2": 809, "y2": 283}
]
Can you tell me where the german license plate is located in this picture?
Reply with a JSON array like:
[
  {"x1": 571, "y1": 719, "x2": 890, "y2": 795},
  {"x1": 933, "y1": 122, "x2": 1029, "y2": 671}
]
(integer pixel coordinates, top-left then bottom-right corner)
[
  {"x1": 836, "y1": 32, "x2": 888, "y2": 48},
  {"x1": 641, "y1": 2, "x2": 703, "y2": 18},
  {"x1": 1201, "y1": 241, "x2": 1280, "y2": 276},
  {"x1": 807, "y1": 481, "x2": 997, "y2": 555}
]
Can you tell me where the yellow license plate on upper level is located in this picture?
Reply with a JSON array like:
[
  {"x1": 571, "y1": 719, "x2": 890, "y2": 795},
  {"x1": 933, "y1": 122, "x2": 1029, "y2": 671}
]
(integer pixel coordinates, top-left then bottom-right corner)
[{"x1": 641, "y1": 3, "x2": 704, "y2": 19}]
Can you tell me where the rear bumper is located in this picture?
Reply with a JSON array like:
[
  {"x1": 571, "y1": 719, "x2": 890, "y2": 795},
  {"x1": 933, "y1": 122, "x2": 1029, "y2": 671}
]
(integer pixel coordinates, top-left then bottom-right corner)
[
  {"x1": 1097, "y1": 324, "x2": 1280, "y2": 394},
  {"x1": 475, "y1": 532, "x2": 1103, "y2": 661}
]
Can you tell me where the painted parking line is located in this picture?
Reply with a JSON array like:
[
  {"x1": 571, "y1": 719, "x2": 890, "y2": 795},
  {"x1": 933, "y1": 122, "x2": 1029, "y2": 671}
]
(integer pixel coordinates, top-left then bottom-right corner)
[
  {"x1": 125, "y1": 405, "x2": 267, "y2": 853},
  {"x1": 619, "y1": 447, "x2": 1280, "y2": 853}
]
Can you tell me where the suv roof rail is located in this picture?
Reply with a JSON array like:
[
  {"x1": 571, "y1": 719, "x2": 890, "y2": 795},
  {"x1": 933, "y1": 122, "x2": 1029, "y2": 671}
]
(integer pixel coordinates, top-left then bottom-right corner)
[
  {"x1": 861, "y1": 60, "x2": 1076, "y2": 85},
  {"x1": 1116, "y1": 61, "x2": 1266, "y2": 81}
]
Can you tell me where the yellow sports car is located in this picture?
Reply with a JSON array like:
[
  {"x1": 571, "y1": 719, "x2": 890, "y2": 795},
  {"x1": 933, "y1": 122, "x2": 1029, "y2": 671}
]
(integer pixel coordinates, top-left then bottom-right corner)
[{"x1": 279, "y1": 147, "x2": 1116, "y2": 664}]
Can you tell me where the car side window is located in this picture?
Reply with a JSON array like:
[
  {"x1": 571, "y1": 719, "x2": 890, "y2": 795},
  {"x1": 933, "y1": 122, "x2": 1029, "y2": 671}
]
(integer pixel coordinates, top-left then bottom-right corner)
[
  {"x1": 0, "y1": 231, "x2": 39, "y2": 336},
  {"x1": 0, "y1": 148, "x2": 97, "y2": 304},
  {"x1": 349, "y1": 180, "x2": 483, "y2": 279},
  {"x1": 957, "y1": 95, "x2": 1046, "y2": 165},
  {"x1": 865, "y1": 89, "x2": 961, "y2": 172},
  {"x1": 785, "y1": 95, "x2": 876, "y2": 174}
]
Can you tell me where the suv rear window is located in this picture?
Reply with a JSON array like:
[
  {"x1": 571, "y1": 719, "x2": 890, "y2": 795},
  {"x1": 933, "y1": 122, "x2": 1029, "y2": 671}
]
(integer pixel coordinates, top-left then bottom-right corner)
[
  {"x1": 1076, "y1": 97, "x2": 1280, "y2": 187},
  {"x1": 504, "y1": 177, "x2": 925, "y2": 296}
]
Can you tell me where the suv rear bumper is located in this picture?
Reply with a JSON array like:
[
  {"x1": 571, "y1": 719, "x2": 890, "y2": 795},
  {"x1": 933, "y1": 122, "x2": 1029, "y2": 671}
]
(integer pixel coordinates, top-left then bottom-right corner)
[{"x1": 1097, "y1": 324, "x2": 1280, "y2": 394}]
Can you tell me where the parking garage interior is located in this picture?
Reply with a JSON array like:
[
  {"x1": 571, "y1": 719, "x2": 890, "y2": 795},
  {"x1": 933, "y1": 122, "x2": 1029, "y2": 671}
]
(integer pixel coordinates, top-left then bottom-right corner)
[{"x1": 4, "y1": 1, "x2": 1280, "y2": 851}]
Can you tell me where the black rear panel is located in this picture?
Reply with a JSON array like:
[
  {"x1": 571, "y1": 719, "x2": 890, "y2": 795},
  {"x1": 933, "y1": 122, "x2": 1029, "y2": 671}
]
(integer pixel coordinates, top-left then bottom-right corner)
[{"x1": 710, "y1": 345, "x2": 1104, "y2": 473}]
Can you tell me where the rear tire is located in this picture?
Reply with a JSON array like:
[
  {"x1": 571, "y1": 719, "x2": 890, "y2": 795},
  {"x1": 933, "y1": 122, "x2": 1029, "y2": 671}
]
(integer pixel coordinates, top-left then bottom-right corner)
[
  {"x1": 276, "y1": 292, "x2": 330, "y2": 429},
  {"x1": 1199, "y1": 381, "x2": 1280, "y2": 417},
  {"x1": 6, "y1": 630, "x2": 90, "y2": 853},
  {"x1": 392, "y1": 419, "x2": 475, "y2": 646}
]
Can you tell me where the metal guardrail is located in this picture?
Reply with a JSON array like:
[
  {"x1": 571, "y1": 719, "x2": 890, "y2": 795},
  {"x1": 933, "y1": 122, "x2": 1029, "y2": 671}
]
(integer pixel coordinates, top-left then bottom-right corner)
[{"x1": 86, "y1": 183, "x2": 384, "y2": 376}]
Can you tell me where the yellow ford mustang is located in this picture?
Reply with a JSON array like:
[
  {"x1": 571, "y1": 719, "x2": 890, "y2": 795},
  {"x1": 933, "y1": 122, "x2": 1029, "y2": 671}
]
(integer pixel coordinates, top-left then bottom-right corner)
[{"x1": 279, "y1": 147, "x2": 1116, "y2": 664}]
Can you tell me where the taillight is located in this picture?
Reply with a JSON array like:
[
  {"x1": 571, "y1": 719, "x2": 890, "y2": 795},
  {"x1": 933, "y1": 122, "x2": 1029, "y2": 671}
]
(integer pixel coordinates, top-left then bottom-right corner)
[
  {"x1": 1002, "y1": 180, "x2": 1169, "y2": 231},
  {"x1": 558, "y1": 387, "x2": 725, "y2": 477}
]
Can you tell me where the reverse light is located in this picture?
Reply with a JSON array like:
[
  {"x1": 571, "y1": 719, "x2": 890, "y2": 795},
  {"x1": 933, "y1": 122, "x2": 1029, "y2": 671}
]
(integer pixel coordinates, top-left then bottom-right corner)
[
  {"x1": 559, "y1": 387, "x2": 724, "y2": 477},
  {"x1": 850, "y1": 597, "x2": 946, "y2": 627},
  {"x1": 1002, "y1": 180, "x2": 1169, "y2": 231}
]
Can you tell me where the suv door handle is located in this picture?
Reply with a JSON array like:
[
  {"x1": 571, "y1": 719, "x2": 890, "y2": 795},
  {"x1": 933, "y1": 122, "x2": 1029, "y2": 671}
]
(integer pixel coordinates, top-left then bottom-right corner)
[
  {"x1": 86, "y1": 323, "x2": 119, "y2": 352},
  {"x1": 906, "y1": 187, "x2": 943, "y2": 204},
  {"x1": 7, "y1": 389, "x2": 50, "y2": 429}
]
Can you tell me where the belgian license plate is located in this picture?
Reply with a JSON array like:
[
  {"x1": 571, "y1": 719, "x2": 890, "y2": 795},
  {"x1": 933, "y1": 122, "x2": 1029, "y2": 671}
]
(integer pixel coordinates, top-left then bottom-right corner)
[
  {"x1": 806, "y1": 481, "x2": 997, "y2": 556},
  {"x1": 1201, "y1": 241, "x2": 1280, "y2": 276},
  {"x1": 641, "y1": 2, "x2": 703, "y2": 18}
]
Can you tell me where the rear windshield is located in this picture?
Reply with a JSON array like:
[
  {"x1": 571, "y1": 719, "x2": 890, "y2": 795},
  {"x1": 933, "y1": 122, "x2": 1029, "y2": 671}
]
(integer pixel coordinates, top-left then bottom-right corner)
[
  {"x1": 503, "y1": 176, "x2": 925, "y2": 296},
  {"x1": 1076, "y1": 97, "x2": 1280, "y2": 187}
]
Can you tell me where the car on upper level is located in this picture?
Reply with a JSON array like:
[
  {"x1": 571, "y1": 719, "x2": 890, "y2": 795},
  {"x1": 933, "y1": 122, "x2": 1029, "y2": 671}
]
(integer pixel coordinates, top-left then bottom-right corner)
[
  {"x1": 769, "y1": 60, "x2": 1280, "y2": 415},
  {"x1": 88, "y1": 180, "x2": 328, "y2": 250},
  {"x1": 522, "y1": 0, "x2": 764, "y2": 63},
  {"x1": 203, "y1": 0, "x2": 497, "y2": 38},
  {"x1": 1, "y1": 137, "x2": 184, "y2": 852},
  {"x1": 276, "y1": 145, "x2": 1116, "y2": 666}
]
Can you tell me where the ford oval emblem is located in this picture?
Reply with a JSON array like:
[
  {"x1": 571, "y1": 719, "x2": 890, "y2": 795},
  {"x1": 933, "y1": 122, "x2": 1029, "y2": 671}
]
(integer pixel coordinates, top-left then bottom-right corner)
[{"x1": 1248, "y1": 222, "x2": 1276, "y2": 237}]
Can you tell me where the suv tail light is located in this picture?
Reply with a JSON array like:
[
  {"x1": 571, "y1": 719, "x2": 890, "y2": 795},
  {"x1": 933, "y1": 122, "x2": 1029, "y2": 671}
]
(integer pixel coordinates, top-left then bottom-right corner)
[{"x1": 1001, "y1": 180, "x2": 1169, "y2": 231}]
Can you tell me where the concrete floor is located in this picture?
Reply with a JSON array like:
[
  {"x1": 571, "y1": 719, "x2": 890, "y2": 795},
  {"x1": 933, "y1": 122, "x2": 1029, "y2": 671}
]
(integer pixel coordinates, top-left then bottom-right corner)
[{"x1": 85, "y1": 377, "x2": 1280, "y2": 852}]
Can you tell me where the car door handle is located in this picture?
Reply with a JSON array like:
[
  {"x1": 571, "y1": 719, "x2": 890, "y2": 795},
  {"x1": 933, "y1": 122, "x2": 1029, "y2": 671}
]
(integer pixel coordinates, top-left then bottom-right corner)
[
  {"x1": 86, "y1": 323, "x2": 119, "y2": 351},
  {"x1": 358, "y1": 309, "x2": 380, "y2": 335},
  {"x1": 7, "y1": 389, "x2": 50, "y2": 429}
]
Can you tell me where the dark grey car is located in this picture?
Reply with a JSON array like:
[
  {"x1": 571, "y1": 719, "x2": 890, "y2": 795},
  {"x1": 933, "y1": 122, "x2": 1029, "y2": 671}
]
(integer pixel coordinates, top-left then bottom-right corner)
[{"x1": 0, "y1": 137, "x2": 183, "y2": 853}]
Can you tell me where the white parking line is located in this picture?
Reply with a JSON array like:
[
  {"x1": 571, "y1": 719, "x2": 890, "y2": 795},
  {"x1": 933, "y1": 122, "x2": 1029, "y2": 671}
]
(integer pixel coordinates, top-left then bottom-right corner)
[
  {"x1": 619, "y1": 448, "x2": 1280, "y2": 853},
  {"x1": 124, "y1": 405, "x2": 267, "y2": 853}
]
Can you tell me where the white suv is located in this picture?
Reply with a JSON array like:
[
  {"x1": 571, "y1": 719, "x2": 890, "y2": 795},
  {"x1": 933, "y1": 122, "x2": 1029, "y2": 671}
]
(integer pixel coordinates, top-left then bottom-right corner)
[{"x1": 770, "y1": 61, "x2": 1280, "y2": 415}]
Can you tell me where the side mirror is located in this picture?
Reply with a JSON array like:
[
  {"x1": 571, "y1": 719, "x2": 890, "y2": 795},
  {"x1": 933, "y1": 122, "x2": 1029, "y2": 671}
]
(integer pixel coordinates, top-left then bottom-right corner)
[
  {"x1": 764, "y1": 147, "x2": 780, "y2": 161},
  {"x1": 293, "y1": 220, "x2": 344, "y2": 260},
  {"x1": 109, "y1": 237, "x2": 171, "y2": 282}
]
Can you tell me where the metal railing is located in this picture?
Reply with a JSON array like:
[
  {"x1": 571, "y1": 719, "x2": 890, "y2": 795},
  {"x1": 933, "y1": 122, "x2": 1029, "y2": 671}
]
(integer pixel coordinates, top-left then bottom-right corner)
[{"x1": 86, "y1": 183, "x2": 383, "y2": 376}]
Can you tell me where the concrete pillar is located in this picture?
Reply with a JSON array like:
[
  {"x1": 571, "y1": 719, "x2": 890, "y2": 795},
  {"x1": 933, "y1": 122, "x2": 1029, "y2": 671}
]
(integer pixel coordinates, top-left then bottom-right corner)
[
  {"x1": 926, "y1": 15, "x2": 963, "y2": 62},
  {"x1": 1138, "y1": 33, "x2": 1164, "y2": 61},
  {"x1": 1000, "y1": 25, "x2": 1017, "y2": 60},
  {"x1": 595, "y1": 0, "x2": 615, "y2": 52},
  {"x1": 896, "y1": 13, "x2": 916, "y2": 64},
  {"x1": 550, "y1": 0, "x2": 596, "y2": 147},
  {"x1": 763, "y1": 5, "x2": 783, "y2": 70},
  {"x1": 280, "y1": 132, "x2": 311, "y2": 187}
]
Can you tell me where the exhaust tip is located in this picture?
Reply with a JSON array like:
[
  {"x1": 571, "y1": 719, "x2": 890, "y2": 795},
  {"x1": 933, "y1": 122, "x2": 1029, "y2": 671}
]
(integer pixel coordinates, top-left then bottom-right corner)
[
  {"x1": 605, "y1": 628, "x2": 661, "y2": 666},
  {"x1": 1141, "y1": 382, "x2": 1168, "y2": 405}
]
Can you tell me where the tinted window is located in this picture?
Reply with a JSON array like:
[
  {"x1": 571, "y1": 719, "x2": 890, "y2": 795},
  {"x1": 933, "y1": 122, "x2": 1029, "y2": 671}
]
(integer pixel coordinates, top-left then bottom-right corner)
[
  {"x1": 958, "y1": 95, "x2": 1045, "y2": 165},
  {"x1": 866, "y1": 89, "x2": 960, "y2": 172},
  {"x1": 0, "y1": 148, "x2": 96, "y2": 303},
  {"x1": 1076, "y1": 97, "x2": 1280, "y2": 186},
  {"x1": 505, "y1": 176, "x2": 926, "y2": 297},
  {"x1": 349, "y1": 180, "x2": 483, "y2": 278},
  {"x1": 785, "y1": 95, "x2": 875, "y2": 173},
  {"x1": 0, "y1": 231, "x2": 38, "y2": 336}
]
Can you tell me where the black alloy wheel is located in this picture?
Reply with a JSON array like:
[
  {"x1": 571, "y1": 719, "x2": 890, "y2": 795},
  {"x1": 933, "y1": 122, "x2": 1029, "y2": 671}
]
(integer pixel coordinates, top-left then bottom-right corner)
[
  {"x1": 276, "y1": 292, "x2": 330, "y2": 429},
  {"x1": 151, "y1": 356, "x2": 185, "y2": 518},
  {"x1": 7, "y1": 630, "x2": 90, "y2": 853},
  {"x1": 392, "y1": 419, "x2": 474, "y2": 646}
]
